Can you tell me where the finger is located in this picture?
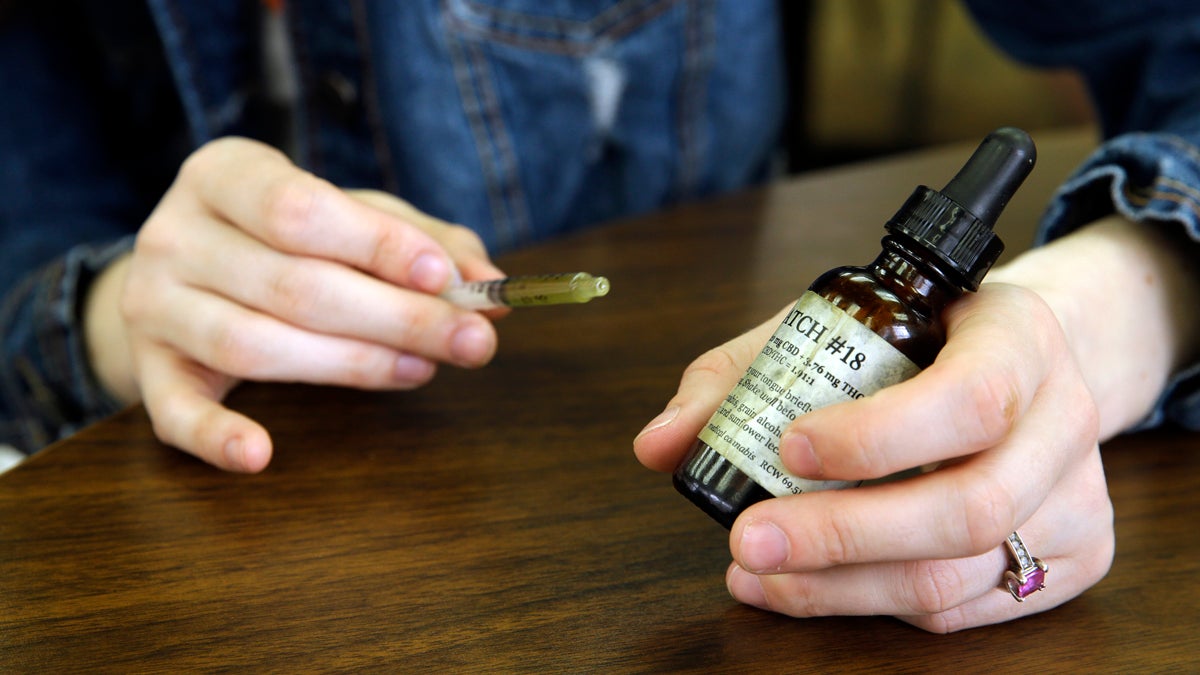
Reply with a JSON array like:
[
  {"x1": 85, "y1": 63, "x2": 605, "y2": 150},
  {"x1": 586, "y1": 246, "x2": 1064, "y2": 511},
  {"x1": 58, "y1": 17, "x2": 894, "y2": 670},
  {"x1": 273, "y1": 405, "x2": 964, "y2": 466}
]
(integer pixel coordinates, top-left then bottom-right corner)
[
  {"x1": 731, "y1": 366, "x2": 1097, "y2": 573},
  {"x1": 171, "y1": 218, "x2": 498, "y2": 366},
  {"x1": 176, "y1": 138, "x2": 458, "y2": 293},
  {"x1": 725, "y1": 547, "x2": 1006, "y2": 620},
  {"x1": 348, "y1": 189, "x2": 504, "y2": 283},
  {"x1": 730, "y1": 453, "x2": 1112, "y2": 629},
  {"x1": 634, "y1": 305, "x2": 791, "y2": 472},
  {"x1": 903, "y1": 452, "x2": 1113, "y2": 631},
  {"x1": 137, "y1": 284, "x2": 453, "y2": 388},
  {"x1": 779, "y1": 283, "x2": 1062, "y2": 480},
  {"x1": 135, "y1": 341, "x2": 273, "y2": 472},
  {"x1": 728, "y1": 545, "x2": 1086, "y2": 632}
]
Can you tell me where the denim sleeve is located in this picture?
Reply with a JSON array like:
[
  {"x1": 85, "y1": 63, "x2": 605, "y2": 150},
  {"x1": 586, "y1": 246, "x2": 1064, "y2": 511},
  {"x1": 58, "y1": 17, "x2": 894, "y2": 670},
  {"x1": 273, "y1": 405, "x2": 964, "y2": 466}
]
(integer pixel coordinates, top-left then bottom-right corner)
[
  {"x1": 963, "y1": 0, "x2": 1200, "y2": 431},
  {"x1": 1, "y1": 7, "x2": 185, "y2": 454},
  {"x1": 0, "y1": 239, "x2": 133, "y2": 453}
]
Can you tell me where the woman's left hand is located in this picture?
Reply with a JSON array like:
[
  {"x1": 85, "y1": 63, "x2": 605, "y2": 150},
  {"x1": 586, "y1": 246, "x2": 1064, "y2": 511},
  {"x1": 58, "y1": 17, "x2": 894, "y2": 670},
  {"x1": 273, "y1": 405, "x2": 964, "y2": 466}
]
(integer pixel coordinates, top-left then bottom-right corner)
[{"x1": 635, "y1": 215, "x2": 1199, "y2": 632}]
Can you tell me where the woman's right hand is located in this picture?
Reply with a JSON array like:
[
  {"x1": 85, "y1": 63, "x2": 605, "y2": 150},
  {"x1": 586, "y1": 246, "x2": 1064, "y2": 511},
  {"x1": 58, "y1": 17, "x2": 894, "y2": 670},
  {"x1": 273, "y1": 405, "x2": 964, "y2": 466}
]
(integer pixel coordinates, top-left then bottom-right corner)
[{"x1": 84, "y1": 137, "x2": 505, "y2": 472}]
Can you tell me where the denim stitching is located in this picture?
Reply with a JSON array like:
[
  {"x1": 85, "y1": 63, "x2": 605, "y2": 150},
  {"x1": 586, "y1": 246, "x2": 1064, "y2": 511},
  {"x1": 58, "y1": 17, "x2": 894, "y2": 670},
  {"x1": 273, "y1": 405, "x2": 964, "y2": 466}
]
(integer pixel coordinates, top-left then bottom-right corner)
[
  {"x1": 446, "y1": 0, "x2": 680, "y2": 56},
  {"x1": 349, "y1": 0, "x2": 401, "y2": 195},
  {"x1": 1124, "y1": 176, "x2": 1200, "y2": 220},
  {"x1": 459, "y1": 0, "x2": 656, "y2": 34},
  {"x1": 147, "y1": 0, "x2": 212, "y2": 144},
  {"x1": 465, "y1": 38, "x2": 532, "y2": 245},
  {"x1": 676, "y1": 0, "x2": 714, "y2": 197},
  {"x1": 287, "y1": 4, "x2": 320, "y2": 176},
  {"x1": 1158, "y1": 176, "x2": 1200, "y2": 206},
  {"x1": 443, "y1": 9, "x2": 519, "y2": 247},
  {"x1": 1159, "y1": 134, "x2": 1200, "y2": 165}
]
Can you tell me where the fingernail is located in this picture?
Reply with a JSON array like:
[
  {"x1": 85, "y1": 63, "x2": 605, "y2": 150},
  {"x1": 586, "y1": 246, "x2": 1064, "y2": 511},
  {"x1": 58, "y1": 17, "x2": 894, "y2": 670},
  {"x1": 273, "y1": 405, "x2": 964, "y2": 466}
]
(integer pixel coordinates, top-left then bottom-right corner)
[
  {"x1": 451, "y1": 319, "x2": 495, "y2": 365},
  {"x1": 781, "y1": 430, "x2": 821, "y2": 477},
  {"x1": 409, "y1": 253, "x2": 452, "y2": 292},
  {"x1": 740, "y1": 520, "x2": 790, "y2": 572},
  {"x1": 726, "y1": 564, "x2": 769, "y2": 609},
  {"x1": 635, "y1": 406, "x2": 679, "y2": 440},
  {"x1": 394, "y1": 354, "x2": 435, "y2": 384}
]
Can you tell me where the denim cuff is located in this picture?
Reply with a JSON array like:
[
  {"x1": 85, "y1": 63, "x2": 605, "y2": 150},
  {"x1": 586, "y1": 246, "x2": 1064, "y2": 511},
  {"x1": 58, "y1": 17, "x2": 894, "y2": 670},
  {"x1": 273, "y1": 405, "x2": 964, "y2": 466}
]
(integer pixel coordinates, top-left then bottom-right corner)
[
  {"x1": 0, "y1": 236, "x2": 134, "y2": 454},
  {"x1": 1037, "y1": 131, "x2": 1200, "y2": 431}
]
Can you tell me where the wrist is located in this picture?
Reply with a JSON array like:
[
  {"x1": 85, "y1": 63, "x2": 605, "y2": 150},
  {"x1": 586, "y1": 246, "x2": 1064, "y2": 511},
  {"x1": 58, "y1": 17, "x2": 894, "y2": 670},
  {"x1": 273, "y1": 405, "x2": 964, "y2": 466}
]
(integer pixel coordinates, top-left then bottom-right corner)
[{"x1": 986, "y1": 215, "x2": 1200, "y2": 438}]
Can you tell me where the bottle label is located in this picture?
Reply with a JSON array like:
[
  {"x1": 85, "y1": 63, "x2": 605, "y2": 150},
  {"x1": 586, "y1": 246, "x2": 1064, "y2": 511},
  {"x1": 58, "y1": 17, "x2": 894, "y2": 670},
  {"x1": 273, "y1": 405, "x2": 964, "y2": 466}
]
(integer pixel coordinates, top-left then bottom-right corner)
[{"x1": 697, "y1": 291, "x2": 920, "y2": 497}]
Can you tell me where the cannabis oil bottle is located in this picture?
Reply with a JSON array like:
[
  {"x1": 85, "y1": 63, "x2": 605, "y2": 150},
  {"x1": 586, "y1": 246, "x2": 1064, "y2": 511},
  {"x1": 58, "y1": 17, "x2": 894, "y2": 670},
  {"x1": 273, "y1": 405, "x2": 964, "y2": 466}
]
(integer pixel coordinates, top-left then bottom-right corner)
[{"x1": 673, "y1": 127, "x2": 1037, "y2": 528}]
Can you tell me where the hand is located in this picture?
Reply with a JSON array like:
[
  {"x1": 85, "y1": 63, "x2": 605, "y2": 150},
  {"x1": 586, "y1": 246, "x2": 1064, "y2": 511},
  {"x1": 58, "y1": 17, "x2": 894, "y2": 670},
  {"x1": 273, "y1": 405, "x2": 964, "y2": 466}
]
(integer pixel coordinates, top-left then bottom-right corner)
[
  {"x1": 635, "y1": 216, "x2": 1200, "y2": 632},
  {"x1": 84, "y1": 137, "x2": 505, "y2": 472}
]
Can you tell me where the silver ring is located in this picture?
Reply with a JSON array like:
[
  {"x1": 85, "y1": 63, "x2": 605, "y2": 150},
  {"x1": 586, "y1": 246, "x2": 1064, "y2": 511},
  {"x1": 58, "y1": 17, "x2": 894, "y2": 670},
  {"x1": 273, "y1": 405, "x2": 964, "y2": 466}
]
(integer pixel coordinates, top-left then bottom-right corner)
[{"x1": 1003, "y1": 531, "x2": 1048, "y2": 602}]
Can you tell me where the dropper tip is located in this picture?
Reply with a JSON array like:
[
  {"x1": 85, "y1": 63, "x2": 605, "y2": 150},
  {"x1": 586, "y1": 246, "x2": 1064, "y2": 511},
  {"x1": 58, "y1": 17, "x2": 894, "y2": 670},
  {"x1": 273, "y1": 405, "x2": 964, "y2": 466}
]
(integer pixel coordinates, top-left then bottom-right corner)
[
  {"x1": 592, "y1": 276, "x2": 611, "y2": 298},
  {"x1": 941, "y1": 126, "x2": 1037, "y2": 228}
]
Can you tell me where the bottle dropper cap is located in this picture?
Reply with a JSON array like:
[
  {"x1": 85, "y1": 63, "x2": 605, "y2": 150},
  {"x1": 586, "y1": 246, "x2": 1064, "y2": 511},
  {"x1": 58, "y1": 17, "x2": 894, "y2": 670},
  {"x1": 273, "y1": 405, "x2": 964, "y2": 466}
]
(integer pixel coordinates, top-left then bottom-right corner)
[{"x1": 885, "y1": 127, "x2": 1037, "y2": 290}]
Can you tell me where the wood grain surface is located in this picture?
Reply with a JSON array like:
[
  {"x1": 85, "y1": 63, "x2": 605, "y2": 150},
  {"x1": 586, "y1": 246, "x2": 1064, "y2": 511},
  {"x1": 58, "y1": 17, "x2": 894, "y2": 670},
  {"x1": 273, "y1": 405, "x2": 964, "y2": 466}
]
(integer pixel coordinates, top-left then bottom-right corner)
[{"x1": 3, "y1": 128, "x2": 1197, "y2": 672}]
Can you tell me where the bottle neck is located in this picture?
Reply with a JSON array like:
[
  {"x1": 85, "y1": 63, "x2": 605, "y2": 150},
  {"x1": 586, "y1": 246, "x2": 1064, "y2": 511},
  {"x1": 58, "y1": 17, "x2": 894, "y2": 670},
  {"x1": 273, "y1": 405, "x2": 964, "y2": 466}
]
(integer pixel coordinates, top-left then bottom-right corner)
[{"x1": 872, "y1": 235, "x2": 966, "y2": 313}]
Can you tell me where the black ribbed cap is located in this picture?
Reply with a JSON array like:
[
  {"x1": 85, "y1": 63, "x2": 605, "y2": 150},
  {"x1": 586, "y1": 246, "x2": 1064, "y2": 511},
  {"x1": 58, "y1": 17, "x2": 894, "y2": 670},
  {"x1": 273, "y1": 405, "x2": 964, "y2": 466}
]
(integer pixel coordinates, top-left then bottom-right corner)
[{"x1": 885, "y1": 127, "x2": 1036, "y2": 290}]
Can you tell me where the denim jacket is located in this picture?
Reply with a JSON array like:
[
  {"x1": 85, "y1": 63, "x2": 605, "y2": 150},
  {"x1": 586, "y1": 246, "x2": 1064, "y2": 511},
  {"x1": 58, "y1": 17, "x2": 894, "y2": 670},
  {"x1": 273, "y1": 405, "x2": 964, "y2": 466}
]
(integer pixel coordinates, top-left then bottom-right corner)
[
  {"x1": 0, "y1": 0, "x2": 784, "y2": 453},
  {"x1": 2, "y1": 0, "x2": 1199, "y2": 456}
]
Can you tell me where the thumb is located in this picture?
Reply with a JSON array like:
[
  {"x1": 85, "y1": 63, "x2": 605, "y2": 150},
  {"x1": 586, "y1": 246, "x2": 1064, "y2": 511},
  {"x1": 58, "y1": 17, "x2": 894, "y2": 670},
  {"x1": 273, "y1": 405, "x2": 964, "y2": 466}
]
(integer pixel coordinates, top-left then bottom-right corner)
[{"x1": 634, "y1": 304, "x2": 787, "y2": 472}]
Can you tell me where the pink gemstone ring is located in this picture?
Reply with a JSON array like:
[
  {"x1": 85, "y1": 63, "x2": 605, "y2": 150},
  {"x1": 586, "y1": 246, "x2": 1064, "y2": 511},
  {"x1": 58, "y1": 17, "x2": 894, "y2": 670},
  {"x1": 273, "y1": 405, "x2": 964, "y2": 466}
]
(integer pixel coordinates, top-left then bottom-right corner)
[{"x1": 1003, "y1": 531, "x2": 1048, "y2": 602}]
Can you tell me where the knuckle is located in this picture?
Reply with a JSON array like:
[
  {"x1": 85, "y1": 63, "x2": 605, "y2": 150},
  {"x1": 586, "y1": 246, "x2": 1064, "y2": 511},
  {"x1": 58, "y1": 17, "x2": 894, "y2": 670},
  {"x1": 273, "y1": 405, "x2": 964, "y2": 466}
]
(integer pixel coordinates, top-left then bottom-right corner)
[
  {"x1": 147, "y1": 390, "x2": 197, "y2": 448},
  {"x1": 176, "y1": 142, "x2": 216, "y2": 182},
  {"x1": 961, "y1": 366, "x2": 1022, "y2": 445},
  {"x1": 384, "y1": 300, "x2": 437, "y2": 353},
  {"x1": 1068, "y1": 483, "x2": 1116, "y2": 589},
  {"x1": 913, "y1": 608, "x2": 968, "y2": 634},
  {"x1": 839, "y1": 415, "x2": 890, "y2": 476},
  {"x1": 770, "y1": 575, "x2": 821, "y2": 617},
  {"x1": 118, "y1": 267, "x2": 168, "y2": 329},
  {"x1": 364, "y1": 223, "x2": 403, "y2": 273},
  {"x1": 179, "y1": 138, "x2": 259, "y2": 182},
  {"x1": 117, "y1": 286, "x2": 146, "y2": 325},
  {"x1": 133, "y1": 215, "x2": 182, "y2": 260},
  {"x1": 1084, "y1": 526, "x2": 1116, "y2": 582},
  {"x1": 258, "y1": 175, "x2": 322, "y2": 246},
  {"x1": 906, "y1": 559, "x2": 964, "y2": 615},
  {"x1": 117, "y1": 273, "x2": 150, "y2": 324},
  {"x1": 1069, "y1": 384, "x2": 1102, "y2": 449},
  {"x1": 338, "y1": 346, "x2": 392, "y2": 386},
  {"x1": 208, "y1": 322, "x2": 267, "y2": 378},
  {"x1": 443, "y1": 223, "x2": 487, "y2": 255},
  {"x1": 684, "y1": 346, "x2": 741, "y2": 382},
  {"x1": 146, "y1": 400, "x2": 179, "y2": 444},
  {"x1": 1022, "y1": 289, "x2": 1065, "y2": 352},
  {"x1": 266, "y1": 264, "x2": 323, "y2": 324},
  {"x1": 814, "y1": 509, "x2": 860, "y2": 567},
  {"x1": 391, "y1": 311, "x2": 428, "y2": 351},
  {"x1": 958, "y1": 475, "x2": 1017, "y2": 554}
]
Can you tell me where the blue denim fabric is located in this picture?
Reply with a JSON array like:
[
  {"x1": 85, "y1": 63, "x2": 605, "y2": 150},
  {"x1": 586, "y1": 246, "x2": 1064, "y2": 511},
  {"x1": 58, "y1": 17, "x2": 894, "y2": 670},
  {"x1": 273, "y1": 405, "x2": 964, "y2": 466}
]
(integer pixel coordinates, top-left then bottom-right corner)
[
  {"x1": 5, "y1": 0, "x2": 1200, "y2": 456},
  {"x1": 0, "y1": 3, "x2": 186, "y2": 452},
  {"x1": 0, "y1": 0, "x2": 784, "y2": 454},
  {"x1": 363, "y1": 0, "x2": 783, "y2": 251},
  {"x1": 963, "y1": 0, "x2": 1200, "y2": 430}
]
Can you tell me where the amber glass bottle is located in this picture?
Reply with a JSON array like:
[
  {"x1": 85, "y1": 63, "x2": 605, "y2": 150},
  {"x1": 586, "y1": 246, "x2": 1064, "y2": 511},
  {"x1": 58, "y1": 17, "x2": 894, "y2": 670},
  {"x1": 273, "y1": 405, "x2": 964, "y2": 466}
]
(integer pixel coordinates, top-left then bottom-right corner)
[{"x1": 673, "y1": 127, "x2": 1037, "y2": 529}]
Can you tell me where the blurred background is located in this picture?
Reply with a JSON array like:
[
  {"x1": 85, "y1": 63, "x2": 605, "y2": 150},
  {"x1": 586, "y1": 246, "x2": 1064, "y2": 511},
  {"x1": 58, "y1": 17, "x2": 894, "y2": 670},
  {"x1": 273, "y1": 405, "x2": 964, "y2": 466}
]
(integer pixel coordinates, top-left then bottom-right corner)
[{"x1": 782, "y1": 0, "x2": 1094, "y2": 172}]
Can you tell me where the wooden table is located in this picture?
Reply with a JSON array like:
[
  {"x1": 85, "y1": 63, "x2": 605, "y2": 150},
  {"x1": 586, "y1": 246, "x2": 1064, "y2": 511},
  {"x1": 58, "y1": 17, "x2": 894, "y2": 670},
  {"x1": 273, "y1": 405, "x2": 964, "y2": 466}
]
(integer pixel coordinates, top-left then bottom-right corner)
[{"x1": 3, "y1": 129, "x2": 1197, "y2": 672}]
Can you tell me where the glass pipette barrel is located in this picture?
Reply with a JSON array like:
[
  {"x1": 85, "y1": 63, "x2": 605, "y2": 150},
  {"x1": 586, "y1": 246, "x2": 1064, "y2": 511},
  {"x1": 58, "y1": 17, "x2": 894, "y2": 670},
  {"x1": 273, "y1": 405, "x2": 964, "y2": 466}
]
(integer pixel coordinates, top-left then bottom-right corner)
[{"x1": 441, "y1": 272, "x2": 611, "y2": 310}]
